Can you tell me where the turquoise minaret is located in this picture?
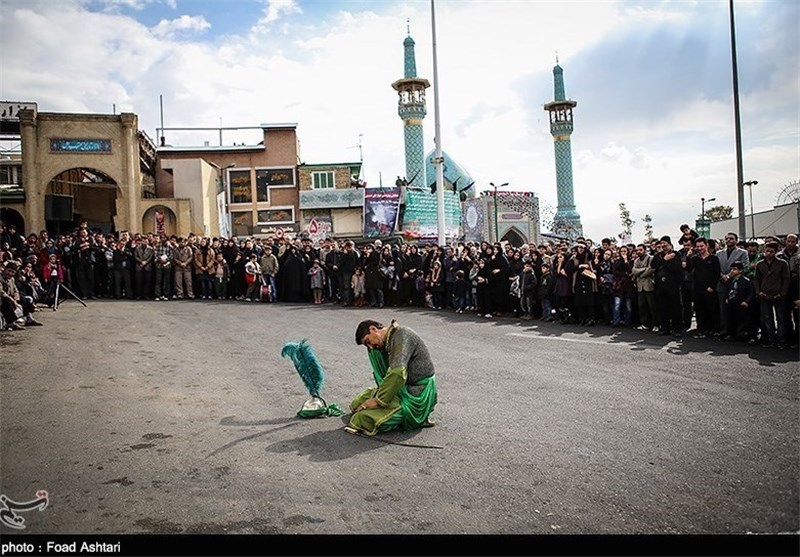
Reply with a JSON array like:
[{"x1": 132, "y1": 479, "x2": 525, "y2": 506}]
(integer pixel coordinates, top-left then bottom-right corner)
[
  {"x1": 544, "y1": 61, "x2": 583, "y2": 239},
  {"x1": 392, "y1": 25, "x2": 430, "y2": 188}
]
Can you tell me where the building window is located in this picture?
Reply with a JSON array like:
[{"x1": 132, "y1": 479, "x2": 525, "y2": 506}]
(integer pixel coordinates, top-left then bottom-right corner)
[
  {"x1": 257, "y1": 207, "x2": 295, "y2": 225},
  {"x1": 229, "y1": 169, "x2": 252, "y2": 204},
  {"x1": 0, "y1": 165, "x2": 21, "y2": 186},
  {"x1": 259, "y1": 168, "x2": 294, "y2": 187},
  {"x1": 231, "y1": 211, "x2": 254, "y2": 237},
  {"x1": 255, "y1": 170, "x2": 270, "y2": 202},
  {"x1": 312, "y1": 171, "x2": 335, "y2": 189}
]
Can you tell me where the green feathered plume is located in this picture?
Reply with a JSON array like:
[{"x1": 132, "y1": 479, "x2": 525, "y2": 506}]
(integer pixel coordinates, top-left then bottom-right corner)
[
  {"x1": 281, "y1": 339, "x2": 325, "y2": 397},
  {"x1": 281, "y1": 339, "x2": 344, "y2": 419}
]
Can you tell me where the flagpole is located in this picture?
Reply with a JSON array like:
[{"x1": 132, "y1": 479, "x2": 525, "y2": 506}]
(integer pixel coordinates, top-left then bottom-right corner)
[{"x1": 431, "y1": 0, "x2": 446, "y2": 246}]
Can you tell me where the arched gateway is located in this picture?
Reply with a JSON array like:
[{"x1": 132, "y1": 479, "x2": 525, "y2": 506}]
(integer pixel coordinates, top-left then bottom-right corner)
[
  {"x1": 17, "y1": 110, "x2": 149, "y2": 235},
  {"x1": 45, "y1": 167, "x2": 120, "y2": 235}
]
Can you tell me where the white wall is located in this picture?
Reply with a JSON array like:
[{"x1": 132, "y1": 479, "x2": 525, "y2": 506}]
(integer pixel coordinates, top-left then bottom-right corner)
[
  {"x1": 710, "y1": 202, "x2": 799, "y2": 240},
  {"x1": 161, "y1": 158, "x2": 220, "y2": 237}
]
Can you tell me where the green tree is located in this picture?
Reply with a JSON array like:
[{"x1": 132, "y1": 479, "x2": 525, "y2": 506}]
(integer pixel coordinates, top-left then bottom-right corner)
[
  {"x1": 642, "y1": 214, "x2": 654, "y2": 242},
  {"x1": 704, "y1": 205, "x2": 733, "y2": 222}
]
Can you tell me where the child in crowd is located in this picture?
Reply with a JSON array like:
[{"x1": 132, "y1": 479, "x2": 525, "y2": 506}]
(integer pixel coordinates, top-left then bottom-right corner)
[
  {"x1": 351, "y1": 266, "x2": 366, "y2": 307},
  {"x1": 723, "y1": 261, "x2": 754, "y2": 341},
  {"x1": 42, "y1": 253, "x2": 64, "y2": 307},
  {"x1": 414, "y1": 269, "x2": 426, "y2": 308},
  {"x1": 519, "y1": 259, "x2": 537, "y2": 319},
  {"x1": 308, "y1": 259, "x2": 326, "y2": 305},
  {"x1": 538, "y1": 262, "x2": 555, "y2": 321},
  {"x1": 213, "y1": 253, "x2": 229, "y2": 301},
  {"x1": 244, "y1": 253, "x2": 261, "y2": 302}
]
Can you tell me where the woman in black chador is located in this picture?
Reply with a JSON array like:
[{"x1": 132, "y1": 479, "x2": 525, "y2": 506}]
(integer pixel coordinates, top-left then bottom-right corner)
[
  {"x1": 568, "y1": 242, "x2": 598, "y2": 326},
  {"x1": 279, "y1": 246, "x2": 309, "y2": 303}
]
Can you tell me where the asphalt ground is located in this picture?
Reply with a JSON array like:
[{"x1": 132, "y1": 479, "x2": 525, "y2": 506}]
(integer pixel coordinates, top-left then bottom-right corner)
[{"x1": 0, "y1": 298, "x2": 798, "y2": 553}]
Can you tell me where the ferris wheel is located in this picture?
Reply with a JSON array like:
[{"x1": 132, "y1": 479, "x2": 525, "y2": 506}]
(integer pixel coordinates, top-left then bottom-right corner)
[{"x1": 776, "y1": 180, "x2": 800, "y2": 205}]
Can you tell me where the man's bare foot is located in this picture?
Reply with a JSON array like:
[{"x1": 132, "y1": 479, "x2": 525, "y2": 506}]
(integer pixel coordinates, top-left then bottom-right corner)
[{"x1": 421, "y1": 420, "x2": 435, "y2": 428}]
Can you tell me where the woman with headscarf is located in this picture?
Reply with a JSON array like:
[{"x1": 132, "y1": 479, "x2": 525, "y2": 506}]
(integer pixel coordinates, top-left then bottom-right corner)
[
  {"x1": 553, "y1": 250, "x2": 573, "y2": 323},
  {"x1": 279, "y1": 245, "x2": 308, "y2": 303},
  {"x1": 487, "y1": 244, "x2": 509, "y2": 316},
  {"x1": 221, "y1": 239, "x2": 241, "y2": 300},
  {"x1": 363, "y1": 244, "x2": 383, "y2": 308},
  {"x1": 568, "y1": 241, "x2": 598, "y2": 326},
  {"x1": 402, "y1": 244, "x2": 423, "y2": 307},
  {"x1": 235, "y1": 239, "x2": 254, "y2": 300}
]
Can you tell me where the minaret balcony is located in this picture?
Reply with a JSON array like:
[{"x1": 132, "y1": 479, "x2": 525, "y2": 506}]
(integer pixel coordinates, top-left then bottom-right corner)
[
  {"x1": 550, "y1": 122, "x2": 574, "y2": 135},
  {"x1": 399, "y1": 105, "x2": 427, "y2": 119}
]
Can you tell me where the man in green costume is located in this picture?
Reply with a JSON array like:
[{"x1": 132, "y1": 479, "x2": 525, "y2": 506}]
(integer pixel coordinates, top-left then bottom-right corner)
[{"x1": 347, "y1": 319, "x2": 438, "y2": 436}]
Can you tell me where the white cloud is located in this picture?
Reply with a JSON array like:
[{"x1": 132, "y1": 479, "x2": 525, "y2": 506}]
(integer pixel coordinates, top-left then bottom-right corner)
[
  {"x1": 254, "y1": 0, "x2": 302, "y2": 30},
  {"x1": 151, "y1": 15, "x2": 211, "y2": 38},
  {"x1": 88, "y1": 0, "x2": 177, "y2": 11}
]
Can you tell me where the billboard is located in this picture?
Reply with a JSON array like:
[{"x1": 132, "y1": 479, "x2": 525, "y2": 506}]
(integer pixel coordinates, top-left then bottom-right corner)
[{"x1": 363, "y1": 187, "x2": 401, "y2": 238}]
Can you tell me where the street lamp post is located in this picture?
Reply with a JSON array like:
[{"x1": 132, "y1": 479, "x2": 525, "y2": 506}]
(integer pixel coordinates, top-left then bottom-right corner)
[
  {"x1": 490, "y1": 182, "x2": 509, "y2": 242},
  {"x1": 744, "y1": 180, "x2": 758, "y2": 239},
  {"x1": 701, "y1": 196, "x2": 715, "y2": 238}
]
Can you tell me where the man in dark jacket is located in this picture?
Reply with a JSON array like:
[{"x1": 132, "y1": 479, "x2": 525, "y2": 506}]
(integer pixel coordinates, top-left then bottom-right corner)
[
  {"x1": 755, "y1": 242, "x2": 790, "y2": 348},
  {"x1": 651, "y1": 236, "x2": 683, "y2": 337},
  {"x1": 338, "y1": 240, "x2": 359, "y2": 306},
  {"x1": 324, "y1": 241, "x2": 343, "y2": 303},
  {"x1": 689, "y1": 237, "x2": 721, "y2": 338}
]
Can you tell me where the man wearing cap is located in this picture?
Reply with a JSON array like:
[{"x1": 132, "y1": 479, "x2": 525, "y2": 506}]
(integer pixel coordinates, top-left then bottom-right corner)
[
  {"x1": 259, "y1": 245, "x2": 279, "y2": 302},
  {"x1": 348, "y1": 319, "x2": 437, "y2": 436},
  {"x1": 1, "y1": 262, "x2": 43, "y2": 330},
  {"x1": 651, "y1": 236, "x2": 683, "y2": 337}
]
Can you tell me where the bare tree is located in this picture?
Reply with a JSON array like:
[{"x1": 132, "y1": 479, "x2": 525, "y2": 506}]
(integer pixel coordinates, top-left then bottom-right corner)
[{"x1": 618, "y1": 203, "x2": 635, "y2": 240}]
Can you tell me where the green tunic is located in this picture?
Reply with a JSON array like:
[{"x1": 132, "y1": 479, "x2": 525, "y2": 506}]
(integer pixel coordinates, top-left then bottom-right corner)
[{"x1": 348, "y1": 323, "x2": 438, "y2": 436}]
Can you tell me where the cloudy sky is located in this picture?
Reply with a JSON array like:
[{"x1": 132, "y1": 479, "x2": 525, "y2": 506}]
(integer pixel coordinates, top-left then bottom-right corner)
[{"x1": 2, "y1": 0, "x2": 798, "y2": 240}]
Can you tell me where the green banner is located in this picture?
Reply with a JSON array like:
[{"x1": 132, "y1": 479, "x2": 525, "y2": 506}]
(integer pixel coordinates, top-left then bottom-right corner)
[{"x1": 402, "y1": 190, "x2": 461, "y2": 240}]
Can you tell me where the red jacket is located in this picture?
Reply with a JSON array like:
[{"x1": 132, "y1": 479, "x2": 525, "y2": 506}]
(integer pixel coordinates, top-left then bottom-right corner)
[{"x1": 42, "y1": 261, "x2": 64, "y2": 283}]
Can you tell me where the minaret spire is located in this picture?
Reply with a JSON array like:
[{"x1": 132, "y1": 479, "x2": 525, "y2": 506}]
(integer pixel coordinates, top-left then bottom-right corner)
[
  {"x1": 403, "y1": 22, "x2": 417, "y2": 78},
  {"x1": 543, "y1": 61, "x2": 582, "y2": 240},
  {"x1": 392, "y1": 26, "x2": 431, "y2": 236}
]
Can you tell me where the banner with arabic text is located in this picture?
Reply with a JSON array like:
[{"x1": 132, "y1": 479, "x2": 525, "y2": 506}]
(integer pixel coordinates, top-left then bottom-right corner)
[{"x1": 363, "y1": 187, "x2": 401, "y2": 238}]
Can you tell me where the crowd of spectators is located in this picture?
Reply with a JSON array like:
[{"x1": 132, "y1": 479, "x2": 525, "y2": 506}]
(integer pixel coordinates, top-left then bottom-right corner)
[{"x1": 1, "y1": 220, "x2": 797, "y2": 351}]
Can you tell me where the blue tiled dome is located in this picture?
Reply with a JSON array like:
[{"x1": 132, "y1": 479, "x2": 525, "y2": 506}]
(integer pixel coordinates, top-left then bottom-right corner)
[{"x1": 424, "y1": 150, "x2": 476, "y2": 198}]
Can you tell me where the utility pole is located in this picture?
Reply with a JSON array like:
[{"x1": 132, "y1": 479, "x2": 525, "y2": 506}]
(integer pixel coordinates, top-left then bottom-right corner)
[
  {"x1": 431, "y1": 0, "x2": 446, "y2": 246},
  {"x1": 729, "y1": 0, "x2": 746, "y2": 239}
]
